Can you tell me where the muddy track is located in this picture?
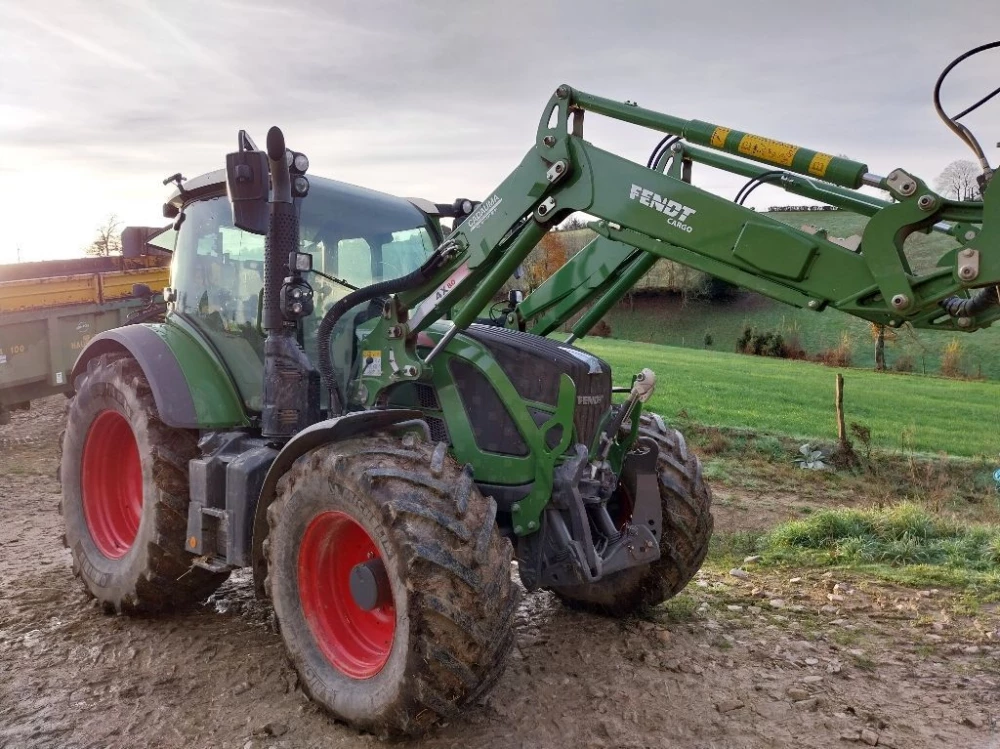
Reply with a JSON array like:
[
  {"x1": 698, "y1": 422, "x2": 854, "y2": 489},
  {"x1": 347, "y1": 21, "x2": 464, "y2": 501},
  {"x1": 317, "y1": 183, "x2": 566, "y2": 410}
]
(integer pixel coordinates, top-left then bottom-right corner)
[{"x1": 1, "y1": 398, "x2": 998, "y2": 749}]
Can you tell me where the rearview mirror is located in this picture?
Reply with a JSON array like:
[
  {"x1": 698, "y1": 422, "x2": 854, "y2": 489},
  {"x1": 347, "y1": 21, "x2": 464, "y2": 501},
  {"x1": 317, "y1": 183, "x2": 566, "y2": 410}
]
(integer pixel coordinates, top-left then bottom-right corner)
[
  {"x1": 122, "y1": 226, "x2": 169, "y2": 257},
  {"x1": 226, "y1": 149, "x2": 269, "y2": 235}
]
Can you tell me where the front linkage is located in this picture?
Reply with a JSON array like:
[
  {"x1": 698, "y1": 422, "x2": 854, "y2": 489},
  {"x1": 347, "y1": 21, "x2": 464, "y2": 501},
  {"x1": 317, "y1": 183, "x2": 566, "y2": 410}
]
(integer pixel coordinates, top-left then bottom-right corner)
[{"x1": 517, "y1": 368, "x2": 659, "y2": 589}]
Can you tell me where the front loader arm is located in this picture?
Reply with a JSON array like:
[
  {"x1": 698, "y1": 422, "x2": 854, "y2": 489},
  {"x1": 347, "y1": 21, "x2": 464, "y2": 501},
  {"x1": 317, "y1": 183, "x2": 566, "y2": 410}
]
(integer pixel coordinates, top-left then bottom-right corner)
[
  {"x1": 357, "y1": 84, "x2": 997, "y2": 404},
  {"x1": 511, "y1": 235, "x2": 654, "y2": 338}
]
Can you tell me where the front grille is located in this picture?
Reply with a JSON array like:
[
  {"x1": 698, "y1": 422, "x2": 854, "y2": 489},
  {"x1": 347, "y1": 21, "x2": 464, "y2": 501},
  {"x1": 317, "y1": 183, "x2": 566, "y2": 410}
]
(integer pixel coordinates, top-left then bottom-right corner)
[
  {"x1": 425, "y1": 416, "x2": 450, "y2": 445},
  {"x1": 414, "y1": 383, "x2": 440, "y2": 409},
  {"x1": 461, "y1": 324, "x2": 611, "y2": 449},
  {"x1": 449, "y1": 358, "x2": 529, "y2": 457}
]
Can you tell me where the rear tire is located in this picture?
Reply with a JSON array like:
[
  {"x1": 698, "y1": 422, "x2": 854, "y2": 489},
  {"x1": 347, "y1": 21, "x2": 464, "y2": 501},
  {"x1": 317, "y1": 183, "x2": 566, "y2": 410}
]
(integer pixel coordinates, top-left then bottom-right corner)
[
  {"x1": 266, "y1": 433, "x2": 519, "y2": 737},
  {"x1": 60, "y1": 353, "x2": 228, "y2": 613},
  {"x1": 551, "y1": 411, "x2": 713, "y2": 616}
]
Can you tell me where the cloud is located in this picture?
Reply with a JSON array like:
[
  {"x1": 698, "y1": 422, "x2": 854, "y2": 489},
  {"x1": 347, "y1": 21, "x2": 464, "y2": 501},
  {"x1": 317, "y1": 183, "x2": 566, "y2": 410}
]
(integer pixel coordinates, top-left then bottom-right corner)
[{"x1": 0, "y1": 0, "x2": 996, "y2": 261}]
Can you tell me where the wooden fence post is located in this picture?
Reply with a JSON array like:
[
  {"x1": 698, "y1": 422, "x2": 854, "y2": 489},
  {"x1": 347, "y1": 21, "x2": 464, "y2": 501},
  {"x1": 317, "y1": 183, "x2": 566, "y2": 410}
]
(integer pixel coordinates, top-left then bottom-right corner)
[{"x1": 835, "y1": 373, "x2": 846, "y2": 445}]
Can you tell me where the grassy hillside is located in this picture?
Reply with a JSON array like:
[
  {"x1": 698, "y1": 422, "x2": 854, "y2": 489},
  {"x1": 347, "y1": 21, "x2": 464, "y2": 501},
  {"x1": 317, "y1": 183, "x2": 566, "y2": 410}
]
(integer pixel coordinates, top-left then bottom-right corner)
[
  {"x1": 606, "y1": 294, "x2": 1000, "y2": 380},
  {"x1": 576, "y1": 336, "x2": 1000, "y2": 458}
]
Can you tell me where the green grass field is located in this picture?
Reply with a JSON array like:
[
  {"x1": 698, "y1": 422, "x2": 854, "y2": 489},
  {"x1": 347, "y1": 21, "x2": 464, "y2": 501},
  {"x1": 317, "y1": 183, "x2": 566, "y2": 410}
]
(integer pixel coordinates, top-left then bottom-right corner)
[{"x1": 576, "y1": 336, "x2": 1000, "y2": 458}]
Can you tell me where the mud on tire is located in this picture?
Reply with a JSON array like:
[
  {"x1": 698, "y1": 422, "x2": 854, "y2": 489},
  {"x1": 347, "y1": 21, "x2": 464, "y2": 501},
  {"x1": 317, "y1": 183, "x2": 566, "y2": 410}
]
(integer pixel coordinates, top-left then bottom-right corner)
[
  {"x1": 60, "y1": 353, "x2": 228, "y2": 613},
  {"x1": 265, "y1": 433, "x2": 519, "y2": 737},
  {"x1": 551, "y1": 411, "x2": 713, "y2": 616}
]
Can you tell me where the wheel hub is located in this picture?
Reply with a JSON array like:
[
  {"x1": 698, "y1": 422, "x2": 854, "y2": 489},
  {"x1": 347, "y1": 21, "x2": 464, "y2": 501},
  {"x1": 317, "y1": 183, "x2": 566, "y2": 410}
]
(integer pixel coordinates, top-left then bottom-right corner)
[
  {"x1": 298, "y1": 511, "x2": 396, "y2": 679},
  {"x1": 349, "y1": 558, "x2": 392, "y2": 611}
]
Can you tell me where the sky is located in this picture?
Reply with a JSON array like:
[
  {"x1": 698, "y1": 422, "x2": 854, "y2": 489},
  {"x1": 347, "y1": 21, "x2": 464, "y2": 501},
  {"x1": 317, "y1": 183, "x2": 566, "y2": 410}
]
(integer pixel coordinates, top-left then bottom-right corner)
[{"x1": 0, "y1": 0, "x2": 996, "y2": 263}]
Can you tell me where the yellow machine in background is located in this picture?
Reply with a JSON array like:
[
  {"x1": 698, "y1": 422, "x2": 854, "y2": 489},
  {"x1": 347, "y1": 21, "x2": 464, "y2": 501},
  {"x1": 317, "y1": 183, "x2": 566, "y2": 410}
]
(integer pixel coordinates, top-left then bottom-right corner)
[{"x1": 0, "y1": 236, "x2": 169, "y2": 423}]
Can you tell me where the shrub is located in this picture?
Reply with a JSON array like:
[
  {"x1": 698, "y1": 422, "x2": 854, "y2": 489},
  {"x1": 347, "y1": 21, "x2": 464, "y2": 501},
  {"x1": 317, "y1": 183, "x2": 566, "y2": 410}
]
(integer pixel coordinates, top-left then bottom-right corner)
[
  {"x1": 892, "y1": 354, "x2": 915, "y2": 373},
  {"x1": 736, "y1": 326, "x2": 753, "y2": 354},
  {"x1": 748, "y1": 331, "x2": 769, "y2": 355},
  {"x1": 815, "y1": 331, "x2": 853, "y2": 368},
  {"x1": 762, "y1": 333, "x2": 786, "y2": 358},
  {"x1": 737, "y1": 326, "x2": 788, "y2": 358},
  {"x1": 940, "y1": 338, "x2": 966, "y2": 378},
  {"x1": 783, "y1": 331, "x2": 807, "y2": 360}
]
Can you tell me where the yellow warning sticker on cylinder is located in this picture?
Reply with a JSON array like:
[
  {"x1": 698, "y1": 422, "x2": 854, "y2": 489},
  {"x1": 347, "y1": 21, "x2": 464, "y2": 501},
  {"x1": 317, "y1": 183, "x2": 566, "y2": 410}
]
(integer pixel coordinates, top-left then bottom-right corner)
[
  {"x1": 710, "y1": 127, "x2": 731, "y2": 149},
  {"x1": 737, "y1": 134, "x2": 798, "y2": 167},
  {"x1": 808, "y1": 152, "x2": 833, "y2": 178}
]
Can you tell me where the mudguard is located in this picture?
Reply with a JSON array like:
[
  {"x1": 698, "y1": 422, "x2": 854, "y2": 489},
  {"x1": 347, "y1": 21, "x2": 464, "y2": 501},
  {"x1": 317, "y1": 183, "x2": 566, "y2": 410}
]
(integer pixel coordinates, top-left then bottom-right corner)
[
  {"x1": 71, "y1": 324, "x2": 248, "y2": 429},
  {"x1": 250, "y1": 409, "x2": 428, "y2": 596}
]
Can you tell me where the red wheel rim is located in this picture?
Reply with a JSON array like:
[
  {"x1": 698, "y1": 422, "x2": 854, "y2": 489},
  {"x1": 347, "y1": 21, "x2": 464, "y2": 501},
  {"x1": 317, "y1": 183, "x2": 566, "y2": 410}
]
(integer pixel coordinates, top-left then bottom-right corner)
[
  {"x1": 298, "y1": 511, "x2": 396, "y2": 679},
  {"x1": 81, "y1": 410, "x2": 143, "y2": 559}
]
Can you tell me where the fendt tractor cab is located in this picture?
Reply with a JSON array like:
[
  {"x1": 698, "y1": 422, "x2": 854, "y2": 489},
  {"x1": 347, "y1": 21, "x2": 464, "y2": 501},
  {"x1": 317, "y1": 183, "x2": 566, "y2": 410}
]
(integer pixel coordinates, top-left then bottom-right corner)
[{"x1": 61, "y1": 41, "x2": 996, "y2": 737}]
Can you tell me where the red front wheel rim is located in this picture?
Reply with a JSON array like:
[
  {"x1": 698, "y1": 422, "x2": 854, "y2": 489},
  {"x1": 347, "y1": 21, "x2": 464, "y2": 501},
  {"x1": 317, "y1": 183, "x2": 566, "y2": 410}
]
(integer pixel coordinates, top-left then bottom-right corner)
[
  {"x1": 298, "y1": 511, "x2": 396, "y2": 679},
  {"x1": 81, "y1": 410, "x2": 144, "y2": 559}
]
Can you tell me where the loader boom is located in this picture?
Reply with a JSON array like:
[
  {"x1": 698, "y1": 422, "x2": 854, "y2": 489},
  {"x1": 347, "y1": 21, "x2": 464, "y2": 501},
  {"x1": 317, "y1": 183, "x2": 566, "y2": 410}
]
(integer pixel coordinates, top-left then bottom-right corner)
[{"x1": 353, "y1": 83, "x2": 997, "y2": 412}]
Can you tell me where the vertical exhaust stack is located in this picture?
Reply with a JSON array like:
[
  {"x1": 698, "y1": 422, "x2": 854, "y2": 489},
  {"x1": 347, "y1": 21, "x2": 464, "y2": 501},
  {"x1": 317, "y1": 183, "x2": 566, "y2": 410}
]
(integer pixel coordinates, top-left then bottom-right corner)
[
  {"x1": 226, "y1": 126, "x2": 319, "y2": 442},
  {"x1": 261, "y1": 127, "x2": 296, "y2": 334}
]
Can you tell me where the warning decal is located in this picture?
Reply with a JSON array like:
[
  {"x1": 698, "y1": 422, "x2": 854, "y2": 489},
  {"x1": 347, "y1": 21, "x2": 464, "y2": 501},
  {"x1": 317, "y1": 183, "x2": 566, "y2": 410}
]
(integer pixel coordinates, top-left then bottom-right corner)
[
  {"x1": 808, "y1": 152, "x2": 833, "y2": 178},
  {"x1": 710, "y1": 127, "x2": 731, "y2": 149},
  {"x1": 362, "y1": 350, "x2": 382, "y2": 377},
  {"x1": 737, "y1": 134, "x2": 799, "y2": 167}
]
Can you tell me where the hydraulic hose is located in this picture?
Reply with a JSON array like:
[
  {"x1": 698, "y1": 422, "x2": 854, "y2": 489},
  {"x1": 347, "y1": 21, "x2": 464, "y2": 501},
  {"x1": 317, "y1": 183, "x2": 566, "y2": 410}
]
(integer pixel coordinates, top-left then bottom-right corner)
[
  {"x1": 317, "y1": 246, "x2": 453, "y2": 415},
  {"x1": 941, "y1": 285, "x2": 1000, "y2": 318}
]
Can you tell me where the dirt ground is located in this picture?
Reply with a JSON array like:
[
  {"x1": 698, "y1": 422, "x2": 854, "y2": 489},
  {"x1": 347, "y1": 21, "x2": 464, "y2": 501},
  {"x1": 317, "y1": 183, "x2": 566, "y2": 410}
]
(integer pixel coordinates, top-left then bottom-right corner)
[{"x1": 2, "y1": 397, "x2": 998, "y2": 749}]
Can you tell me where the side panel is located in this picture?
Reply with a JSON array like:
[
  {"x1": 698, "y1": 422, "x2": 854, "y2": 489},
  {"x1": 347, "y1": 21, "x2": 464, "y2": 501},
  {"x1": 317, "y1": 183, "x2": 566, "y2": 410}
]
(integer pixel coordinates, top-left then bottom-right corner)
[
  {"x1": 0, "y1": 300, "x2": 139, "y2": 408},
  {"x1": 72, "y1": 323, "x2": 249, "y2": 429}
]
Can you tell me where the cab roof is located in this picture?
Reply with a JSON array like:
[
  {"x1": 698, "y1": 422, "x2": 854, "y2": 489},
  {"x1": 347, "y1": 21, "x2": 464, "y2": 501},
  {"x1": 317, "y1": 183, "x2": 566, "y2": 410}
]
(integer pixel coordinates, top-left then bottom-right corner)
[{"x1": 165, "y1": 169, "x2": 431, "y2": 220}]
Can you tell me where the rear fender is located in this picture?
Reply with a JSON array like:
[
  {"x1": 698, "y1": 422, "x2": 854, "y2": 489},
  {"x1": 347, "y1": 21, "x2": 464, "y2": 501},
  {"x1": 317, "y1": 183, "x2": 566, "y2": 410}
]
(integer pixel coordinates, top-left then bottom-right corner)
[
  {"x1": 71, "y1": 324, "x2": 248, "y2": 429},
  {"x1": 250, "y1": 409, "x2": 428, "y2": 596}
]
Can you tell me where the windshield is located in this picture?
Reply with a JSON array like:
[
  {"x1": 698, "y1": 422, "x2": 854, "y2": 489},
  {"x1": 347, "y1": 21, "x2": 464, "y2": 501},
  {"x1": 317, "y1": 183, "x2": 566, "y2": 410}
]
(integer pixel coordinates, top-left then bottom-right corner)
[{"x1": 169, "y1": 180, "x2": 437, "y2": 411}]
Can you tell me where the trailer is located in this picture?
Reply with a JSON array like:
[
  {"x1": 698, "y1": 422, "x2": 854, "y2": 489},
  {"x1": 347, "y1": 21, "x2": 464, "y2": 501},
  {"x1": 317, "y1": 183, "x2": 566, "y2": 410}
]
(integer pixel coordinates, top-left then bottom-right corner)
[{"x1": 0, "y1": 237, "x2": 170, "y2": 423}]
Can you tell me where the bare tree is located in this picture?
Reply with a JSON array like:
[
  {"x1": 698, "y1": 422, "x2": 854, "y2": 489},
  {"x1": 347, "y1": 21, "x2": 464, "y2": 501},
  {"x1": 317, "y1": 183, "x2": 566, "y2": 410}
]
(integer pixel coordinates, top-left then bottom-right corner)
[
  {"x1": 556, "y1": 215, "x2": 588, "y2": 232},
  {"x1": 872, "y1": 323, "x2": 886, "y2": 371},
  {"x1": 85, "y1": 214, "x2": 123, "y2": 256},
  {"x1": 934, "y1": 160, "x2": 981, "y2": 201},
  {"x1": 869, "y1": 321, "x2": 897, "y2": 371}
]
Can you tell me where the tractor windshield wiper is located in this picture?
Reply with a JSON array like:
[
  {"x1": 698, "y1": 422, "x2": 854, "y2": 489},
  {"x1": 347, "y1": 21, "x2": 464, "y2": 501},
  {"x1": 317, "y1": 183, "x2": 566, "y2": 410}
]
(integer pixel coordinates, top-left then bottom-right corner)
[{"x1": 309, "y1": 268, "x2": 358, "y2": 292}]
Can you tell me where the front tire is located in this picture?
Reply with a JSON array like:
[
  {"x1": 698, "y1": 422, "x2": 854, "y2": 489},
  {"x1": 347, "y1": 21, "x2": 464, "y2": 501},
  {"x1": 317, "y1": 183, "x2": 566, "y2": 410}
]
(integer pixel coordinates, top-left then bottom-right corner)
[
  {"x1": 551, "y1": 412, "x2": 713, "y2": 615},
  {"x1": 266, "y1": 433, "x2": 518, "y2": 737},
  {"x1": 60, "y1": 353, "x2": 228, "y2": 613}
]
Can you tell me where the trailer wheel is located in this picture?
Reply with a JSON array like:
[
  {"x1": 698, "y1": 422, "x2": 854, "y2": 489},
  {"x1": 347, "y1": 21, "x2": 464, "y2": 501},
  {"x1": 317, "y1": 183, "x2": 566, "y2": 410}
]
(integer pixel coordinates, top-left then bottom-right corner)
[
  {"x1": 265, "y1": 434, "x2": 518, "y2": 737},
  {"x1": 60, "y1": 353, "x2": 228, "y2": 613},
  {"x1": 551, "y1": 412, "x2": 713, "y2": 616}
]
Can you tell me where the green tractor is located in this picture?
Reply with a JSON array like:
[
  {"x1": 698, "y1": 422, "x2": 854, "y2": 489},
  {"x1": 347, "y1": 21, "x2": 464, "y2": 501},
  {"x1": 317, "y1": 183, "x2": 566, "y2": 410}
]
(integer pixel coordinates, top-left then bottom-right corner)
[
  {"x1": 61, "y1": 128, "x2": 711, "y2": 735},
  {"x1": 62, "y1": 45, "x2": 996, "y2": 736}
]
